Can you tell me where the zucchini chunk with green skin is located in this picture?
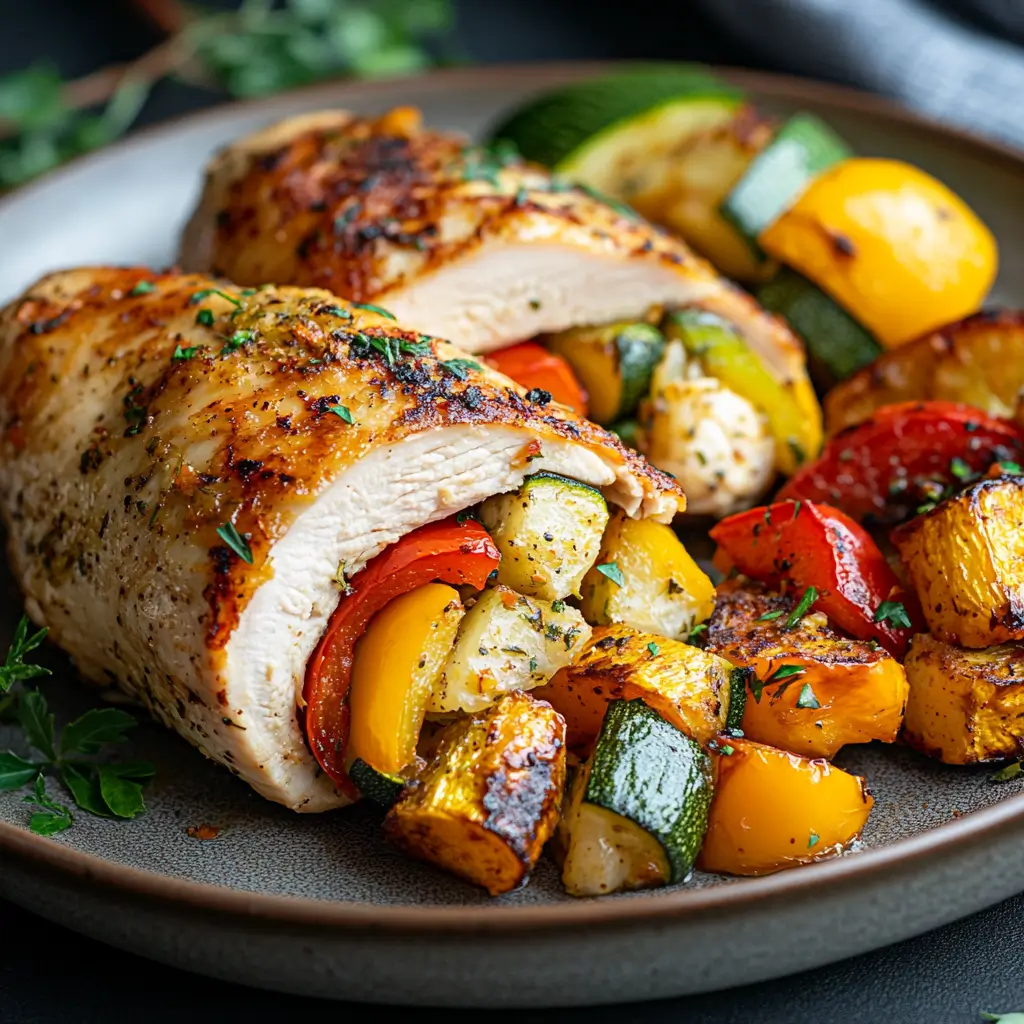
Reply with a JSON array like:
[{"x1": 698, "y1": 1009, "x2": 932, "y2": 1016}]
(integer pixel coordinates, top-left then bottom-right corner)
[
  {"x1": 557, "y1": 698, "x2": 713, "y2": 896},
  {"x1": 546, "y1": 321, "x2": 665, "y2": 425},
  {"x1": 579, "y1": 509, "x2": 716, "y2": 641},
  {"x1": 385, "y1": 692, "x2": 566, "y2": 896},
  {"x1": 348, "y1": 758, "x2": 405, "y2": 807},
  {"x1": 535, "y1": 623, "x2": 732, "y2": 751},
  {"x1": 431, "y1": 585, "x2": 591, "y2": 715},
  {"x1": 479, "y1": 472, "x2": 609, "y2": 601}
]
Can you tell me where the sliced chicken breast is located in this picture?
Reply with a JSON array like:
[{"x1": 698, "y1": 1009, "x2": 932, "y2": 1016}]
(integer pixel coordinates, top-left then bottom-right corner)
[
  {"x1": 180, "y1": 107, "x2": 808, "y2": 391},
  {"x1": 0, "y1": 268, "x2": 683, "y2": 812}
]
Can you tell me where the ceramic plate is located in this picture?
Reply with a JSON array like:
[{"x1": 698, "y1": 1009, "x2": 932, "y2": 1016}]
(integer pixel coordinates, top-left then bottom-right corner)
[{"x1": 1, "y1": 63, "x2": 1022, "y2": 1008}]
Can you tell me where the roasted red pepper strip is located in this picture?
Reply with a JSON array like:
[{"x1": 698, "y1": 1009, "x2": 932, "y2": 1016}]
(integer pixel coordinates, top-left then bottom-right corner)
[
  {"x1": 709, "y1": 500, "x2": 921, "y2": 657},
  {"x1": 486, "y1": 342, "x2": 588, "y2": 415},
  {"x1": 304, "y1": 517, "x2": 500, "y2": 795},
  {"x1": 777, "y1": 401, "x2": 1024, "y2": 524}
]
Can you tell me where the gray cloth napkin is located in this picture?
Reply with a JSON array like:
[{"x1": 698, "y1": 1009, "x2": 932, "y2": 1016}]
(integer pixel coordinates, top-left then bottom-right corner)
[{"x1": 700, "y1": 0, "x2": 1024, "y2": 151}]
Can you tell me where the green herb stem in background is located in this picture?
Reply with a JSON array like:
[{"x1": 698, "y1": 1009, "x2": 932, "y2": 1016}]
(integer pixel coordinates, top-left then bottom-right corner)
[
  {"x1": 0, "y1": 0, "x2": 455, "y2": 189},
  {"x1": 0, "y1": 616, "x2": 155, "y2": 835}
]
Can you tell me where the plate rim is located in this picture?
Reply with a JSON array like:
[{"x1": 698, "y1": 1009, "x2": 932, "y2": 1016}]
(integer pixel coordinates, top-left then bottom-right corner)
[{"x1": 1, "y1": 60, "x2": 1022, "y2": 933}]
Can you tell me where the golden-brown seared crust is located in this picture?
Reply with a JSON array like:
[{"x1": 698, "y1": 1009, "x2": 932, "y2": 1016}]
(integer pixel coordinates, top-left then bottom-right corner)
[
  {"x1": 184, "y1": 107, "x2": 710, "y2": 297},
  {"x1": 0, "y1": 268, "x2": 684, "y2": 651}
]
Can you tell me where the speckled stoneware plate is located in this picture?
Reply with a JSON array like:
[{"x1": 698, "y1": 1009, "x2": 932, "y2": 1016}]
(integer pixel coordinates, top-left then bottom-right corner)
[{"x1": 1, "y1": 64, "x2": 1022, "y2": 1009}]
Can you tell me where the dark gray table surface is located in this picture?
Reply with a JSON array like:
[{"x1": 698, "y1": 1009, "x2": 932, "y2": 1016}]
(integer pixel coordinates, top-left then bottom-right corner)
[{"x1": 0, "y1": 2, "x2": 1021, "y2": 1020}]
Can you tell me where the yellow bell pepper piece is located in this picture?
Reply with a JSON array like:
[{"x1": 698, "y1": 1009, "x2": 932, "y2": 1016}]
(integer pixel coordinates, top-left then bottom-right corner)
[
  {"x1": 759, "y1": 158, "x2": 998, "y2": 349},
  {"x1": 697, "y1": 738, "x2": 873, "y2": 876},
  {"x1": 348, "y1": 583, "x2": 465, "y2": 775},
  {"x1": 664, "y1": 310, "x2": 822, "y2": 473}
]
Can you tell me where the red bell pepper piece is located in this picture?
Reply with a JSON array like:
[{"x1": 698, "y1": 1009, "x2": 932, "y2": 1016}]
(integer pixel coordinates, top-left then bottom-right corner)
[
  {"x1": 486, "y1": 342, "x2": 588, "y2": 415},
  {"x1": 709, "y1": 500, "x2": 921, "y2": 657},
  {"x1": 303, "y1": 517, "x2": 500, "y2": 795},
  {"x1": 777, "y1": 401, "x2": 1024, "y2": 524}
]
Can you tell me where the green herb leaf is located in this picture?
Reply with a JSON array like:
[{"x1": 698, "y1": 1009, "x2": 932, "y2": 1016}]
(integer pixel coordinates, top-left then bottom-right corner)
[
  {"x1": 949, "y1": 456, "x2": 973, "y2": 480},
  {"x1": 990, "y1": 761, "x2": 1022, "y2": 783},
  {"x1": 328, "y1": 404, "x2": 353, "y2": 424},
  {"x1": 195, "y1": 308, "x2": 215, "y2": 327},
  {"x1": 996, "y1": 461, "x2": 1022, "y2": 475},
  {"x1": 24, "y1": 773, "x2": 72, "y2": 836},
  {"x1": 129, "y1": 281, "x2": 155, "y2": 296},
  {"x1": 808, "y1": 831, "x2": 820, "y2": 848},
  {"x1": 189, "y1": 288, "x2": 241, "y2": 307},
  {"x1": 97, "y1": 765, "x2": 147, "y2": 818},
  {"x1": 60, "y1": 763, "x2": 112, "y2": 817},
  {"x1": 0, "y1": 616, "x2": 50, "y2": 693},
  {"x1": 767, "y1": 664, "x2": 805, "y2": 683},
  {"x1": 18, "y1": 689, "x2": 55, "y2": 760},
  {"x1": 873, "y1": 600, "x2": 912, "y2": 629},
  {"x1": 785, "y1": 586, "x2": 818, "y2": 630},
  {"x1": 0, "y1": 751, "x2": 38, "y2": 791},
  {"x1": 647, "y1": 642, "x2": 660, "y2": 658},
  {"x1": 59, "y1": 707, "x2": 136, "y2": 757},
  {"x1": 216, "y1": 522, "x2": 254, "y2": 564},
  {"x1": 172, "y1": 345, "x2": 202, "y2": 362},
  {"x1": 595, "y1": 562, "x2": 625, "y2": 587},
  {"x1": 795, "y1": 683, "x2": 821, "y2": 710},
  {"x1": 551, "y1": 600, "x2": 565, "y2": 613},
  {"x1": 756, "y1": 609, "x2": 785, "y2": 622},
  {"x1": 441, "y1": 358, "x2": 481, "y2": 380},
  {"x1": 321, "y1": 304, "x2": 352, "y2": 319},
  {"x1": 350, "y1": 302, "x2": 396, "y2": 320},
  {"x1": 220, "y1": 329, "x2": 254, "y2": 355},
  {"x1": 750, "y1": 676, "x2": 765, "y2": 704}
]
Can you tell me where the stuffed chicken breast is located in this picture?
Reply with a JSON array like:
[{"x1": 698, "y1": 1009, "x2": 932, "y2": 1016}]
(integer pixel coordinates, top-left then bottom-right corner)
[
  {"x1": 0, "y1": 268, "x2": 683, "y2": 818},
  {"x1": 180, "y1": 107, "x2": 823, "y2": 513}
]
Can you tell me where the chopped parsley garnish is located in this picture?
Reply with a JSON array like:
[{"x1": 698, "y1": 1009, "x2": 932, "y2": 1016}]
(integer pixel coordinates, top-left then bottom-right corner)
[
  {"x1": 791, "y1": 500, "x2": 802, "y2": 519},
  {"x1": 0, "y1": 616, "x2": 50, "y2": 693},
  {"x1": 750, "y1": 676, "x2": 766, "y2": 704},
  {"x1": 647, "y1": 642, "x2": 660, "y2": 658},
  {"x1": 719, "y1": 744, "x2": 734, "y2": 756},
  {"x1": 795, "y1": 683, "x2": 821, "y2": 710},
  {"x1": 122, "y1": 381, "x2": 147, "y2": 436},
  {"x1": 350, "y1": 302, "x2": 396, "y2": 320},
  {"x1": 195, "y1": 308, "x2": 215, "y2": 327},
  {"x1": 22, "y1": 774, "x2": 73, "y2": 836},
  {"x1": 172, "y1": 345, "x2": 201, "y2": 361},
  {"x1": 785, "y1": 586, "x2": 818, "y2": 630},
  {"x1": 990, "y1": 761, "x2": 1022, "y2": 783},
  {"x1": 216, "y1": 522, "x2": 253, "y2": 564},
  {"x1": 322, "y1": 304, "x2": 352, "y2": 319},
  {"x1": 442, "y1": 358, "x2": 481, "y2": 380},
  {"x1": 529, "y1": 657, "x2": 538, "y2": 673},
  {"x1": 687, "y1": 623, "x2": 708, "y2": 646},
  {"x1": 756, "y1": 609, "x2": 785, "y2": 622},
  {"x1": 767, "y1": 664, "x2": 805, "y2": 683},
  {"x1": 220, "y1": 329, "x2": 254, "y2": 355},
  {"x1": 189, "y1": 288, "x2": 241, "y2": 307},
  {"x1": 328, "y1": 404, "x2": 353, "y2": 424},
  {"x1": 873, "y1": 600, "x2": 912, "y2": 629},
  {"x1": 949, "y1": 456, "x2": 973, "y2": 480},
  {"x1": 808, "y1": 831, "x2": 820, "y2": 848},
  {"x1": 551, "y1": 600, "x2": 565, "y2": 613},
  {"x1": 997, "y1": 461, "x2": 1022, "y2": 475},
  {"x1": 595, "y1": 562, "x2": 624, "y2": 587},
  {"x1": 129, "y1": 281, "x2": 155, "y2": 296}
]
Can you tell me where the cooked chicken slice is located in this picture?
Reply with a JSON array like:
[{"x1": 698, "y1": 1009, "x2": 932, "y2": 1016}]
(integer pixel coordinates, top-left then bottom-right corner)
[
  {"x1": 0, "y1": 268, "x2": 683, "y2": 812},
  {"x1": 180, "y1": 107, "x2": 809, "y2": 396}
]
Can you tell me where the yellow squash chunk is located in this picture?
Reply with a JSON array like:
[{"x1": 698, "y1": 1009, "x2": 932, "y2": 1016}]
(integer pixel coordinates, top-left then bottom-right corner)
[
  {"x1": 902, "y1": 634, "x2": 1024, "y2": 764},
  {"x1": 893, "y1": 476, "x2": 1024, "y2": 648},
  {"x1": 824, "y1": 310, "x2": 1024, "y2": 434},
  {"x1": 708, "y1": 586, "x2": 908, "y2": 758},
  {"x1": 759, "y1": 158, "x2": 998, "y2": 349},
  {"x1": 579, "y1": 509, "x2": 715, "y2": 641},
  {"x1": 533, "y1": 623, "x2": 731, "y2": 750},
  {"x1": 697, "y1": 738, "x2": 873, "y2": 876},
  {"x1": 348, "y1": 583, "x2": 465, "y2": 775},
  {"x1": 384, "y1": 692, "x2": 566, "y2": 895}
]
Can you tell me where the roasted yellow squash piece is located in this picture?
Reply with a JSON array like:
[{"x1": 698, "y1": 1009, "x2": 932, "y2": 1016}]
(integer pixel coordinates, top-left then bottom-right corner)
[
  {"x1": 893, "y1": 476, "x2": 1024, "y2": 648},
  {"x1": 902, "y1": 633, "x2": 1024, "y2": 764},
  {"x1": 697, "y1": 738, "x2": 874, "y2": 876},
  {"x1": 824, "y1": 310, "x2": 1024, "y2": 434},
  {"x1": 384, "y1": 691, "x2": 566, "y2": 895},
  {"x1": 349, "y1": 583, "x2": 465, "y2": 775},
  {"x1": 533, "y1": 623, "x2": 731, "y2": 751},
  {"x1": 579, "y1": 509, "x2": 716, "y2": 641},
  {"x1": 707, "y1": 586, "x2": 909, "y2": 759}
]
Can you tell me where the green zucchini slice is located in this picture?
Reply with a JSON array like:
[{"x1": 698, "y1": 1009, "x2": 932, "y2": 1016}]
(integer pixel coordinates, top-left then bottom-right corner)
[
  {"x1": 558, "y1": 699, "x2": 713, "y2": 896},
  {"x1": 349, "y1": 758, "x2": 405, "y2": 807},
  {"x1": 479, "y1": 472, "x2": 609, "y2": 601},
  {"x1": 757, "y1": 267, "x2": 883, "y2": 383},
  {"x1": 720, "y1": 113, "x2": 852, "y2": 245},
  {"x1": 488, "y1": 68, "x2": 742, "y2": 175},
  {"x1": 546, "y1": 321, "x2": 665, "y2": 425},
  {"x1": 726, "y1": 667, "x2": 752, "y2": 733}
]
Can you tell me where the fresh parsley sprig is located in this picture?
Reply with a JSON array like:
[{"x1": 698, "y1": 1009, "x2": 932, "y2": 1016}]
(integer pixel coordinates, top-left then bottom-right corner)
[{"x1": 0, "y1": 617, "x2": 50, "y2": 693}]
